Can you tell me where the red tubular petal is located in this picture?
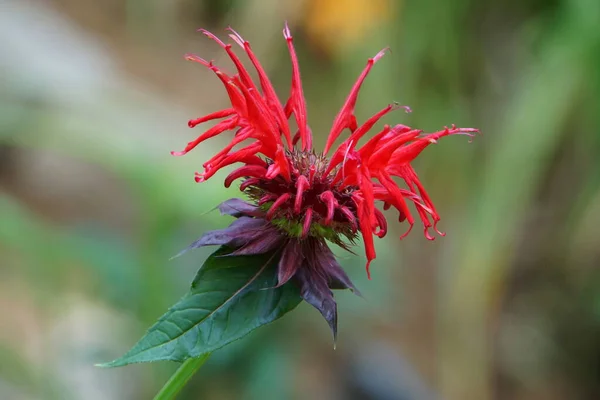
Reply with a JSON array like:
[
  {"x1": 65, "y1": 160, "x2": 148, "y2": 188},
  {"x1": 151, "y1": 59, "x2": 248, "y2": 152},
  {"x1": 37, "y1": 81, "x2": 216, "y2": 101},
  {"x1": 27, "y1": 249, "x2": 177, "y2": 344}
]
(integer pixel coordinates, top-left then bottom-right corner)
[
  {"x1": 434, "y1": 219, "x2": 446, "y2": 236},
  {"x1": 328, "y1": 121, "x2": 409, "y2": 179},
  {"x1": 339, "y1": 206, "x2": 358, "y2": 233},
  {"x1": 324, "y1": 48, "x2": 389, "y2": 154},
  {"x1": 376, "y1": 171, "x2": 415, "y2": 229},
  {"x1": 415, "y1": 205, "x2": 434, "y2": 239},
  {"x1": 235, "y1": 81, "x2": 281, "y2": 150},
  {"x1": 228, "y1": 27, "x2": 293, "y2": 148},
  {"x1": 201, "y1": 142, "x2": 262, "y2": 181},
  {"x1": 273, "y1": 146, "x2": 291, "y2": 181},
  {"x1": 199, "y1": 29, "x2": 258, "y2": 93},
  {"x1": 240, "y1": 177, "x2": 260, "y2": 191},
  {"x1": 224, "y1": 165, "x2": 266, "y2": 188},
  {"x1": 399, "y1": 222, "x2": 414, "y2": 239},
  {"x1": 319, "y1": 191, "x2": 338, "y2": 225},
  {"x1": 334, "y1": 103, "x2": 407, "y2": 165},
  {"x1": 358, "y1": 164, "x2": 377, "y2": 228},
  {"x1": 204, "y1": 146, "x2": 265, "y2": 171},
  {"x1": 392, "y1": 164, "x2": 444, "y2": 240},
  {"x1": 308, "y1": 165, "x2": 316, "y2": 184},
  {"x1": 233, "y1": 126, "x2": 252, "y2": 138},
  {"x1": 352, "y1": 195, "x2": 376, "y2": 280},
  {"x1": 194, "y1": 172, "x2": 204, "y2": 183},
  {"x1": 184, "y1": 54, "x2": 247, "y2": 114},
  {"x1": 184, "y1": 53, "x2": 210, "y2": 64},
  {"x1": 259, "y1": 193, "x2": 278, "y2": 205},
  {"x1": 302, "y1": 207, "x2": 313, "y2": 237},
  {"x1": 294, "y1": 175, "x2": 309, "y2": 213},
  {"x1": 227, "y1": 28, "x2": 245, "y2": 47},
  {"x1": 171, "y1": 117, "x2": 239, "y2": 156},
  {"x1": 365, "y1": 260, "x2": 372, "y2": 280},
  {"x1": 366, "y1": 128, "x2": 423, "y2": 169},
  {"x1": 283, "y1": 23, "x2": 311, "y2": 150},
  {"x1": 357, "y1": 124, "x2": 407, "y2": 161},
  {"x1": 188, "y1": 108, "x2": 236, "y2": 128},
  {"x1": 424, "y1": 226, "x2": 435, "y2": 241},
  {"x1": 373, "y1": 208, "x2": 388, "y2": 238},
  {"x1": 231, "y1": 85, "x2": 288, "y2": 179},
  {"x1": 266, "y1": 163, "x2": 280, "y2": 179},
  {"x1": 402, "y1": 165, "x2": 439, "y2": 218},
  {"x1": 242, "y1": 155, "x2": 268, "y2": 167},
  {"x1": 332, "y1": 150, "x2": 361, "y2": 187},
  {"x1": 202, "y1": 128, "x2": 253, "y2": 167},
  {"x1": 349, "y1": 115, "x2": 358, "y2": 132},
  {"x1": 222, "y1": 79, "x2": 247, "y2": 115},
  {"x1": 266, "y1": 193, "x2": 291, "y2": 219},
  {"x1": 325, "y1": 105, "x2": 397, "y2": 175},
  {"x1": 390, "y1": 126, "x2": 479, "y2": 166},
  {"x1": 291, "y1": 129, "x2": 301, "y2": 146}
]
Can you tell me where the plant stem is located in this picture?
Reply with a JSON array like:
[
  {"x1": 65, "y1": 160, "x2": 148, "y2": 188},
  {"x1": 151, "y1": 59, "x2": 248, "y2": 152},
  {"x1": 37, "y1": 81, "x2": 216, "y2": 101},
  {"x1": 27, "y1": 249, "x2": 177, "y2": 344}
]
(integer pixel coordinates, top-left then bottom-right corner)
[{"x1": 153, "y1": 354, "x2": 211, "y2": 400}]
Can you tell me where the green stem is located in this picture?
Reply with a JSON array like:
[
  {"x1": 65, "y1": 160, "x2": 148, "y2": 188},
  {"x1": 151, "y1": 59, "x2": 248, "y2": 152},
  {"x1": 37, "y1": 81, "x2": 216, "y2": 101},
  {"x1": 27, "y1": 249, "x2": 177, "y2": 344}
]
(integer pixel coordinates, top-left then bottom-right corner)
[{"x1": 153, "y1": 353, "x2": 211, "y2": 400}]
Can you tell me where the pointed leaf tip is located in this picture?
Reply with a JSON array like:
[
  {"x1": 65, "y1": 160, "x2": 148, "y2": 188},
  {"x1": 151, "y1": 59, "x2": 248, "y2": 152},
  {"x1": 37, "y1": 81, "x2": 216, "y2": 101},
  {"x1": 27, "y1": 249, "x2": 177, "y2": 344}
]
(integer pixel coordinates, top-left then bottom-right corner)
[
  {"x1": 217, "y1": 198, "x2": 259, "y2": 218},
  {"x1": 101, "y1": 248, "x2": 301, "y2": 367},
  {"x1": 295, "y1": 267, "x2": 339, "y2": 341}
]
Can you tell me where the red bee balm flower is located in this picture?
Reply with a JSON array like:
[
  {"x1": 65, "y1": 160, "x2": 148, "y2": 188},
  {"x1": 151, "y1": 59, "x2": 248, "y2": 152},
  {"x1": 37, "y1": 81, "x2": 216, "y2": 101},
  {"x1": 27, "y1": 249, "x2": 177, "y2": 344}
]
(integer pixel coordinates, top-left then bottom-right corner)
[{"x1": 175, "y1": 24, "x2": 478, "y2": 336}]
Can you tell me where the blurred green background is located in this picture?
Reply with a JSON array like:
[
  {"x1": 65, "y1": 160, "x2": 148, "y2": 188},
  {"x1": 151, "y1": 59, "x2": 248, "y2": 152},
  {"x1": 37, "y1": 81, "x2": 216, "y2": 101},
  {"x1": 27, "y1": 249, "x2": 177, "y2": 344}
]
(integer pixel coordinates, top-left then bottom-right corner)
[{"x1": 1, "y1": 0, "x2": 599, "y2": 399}]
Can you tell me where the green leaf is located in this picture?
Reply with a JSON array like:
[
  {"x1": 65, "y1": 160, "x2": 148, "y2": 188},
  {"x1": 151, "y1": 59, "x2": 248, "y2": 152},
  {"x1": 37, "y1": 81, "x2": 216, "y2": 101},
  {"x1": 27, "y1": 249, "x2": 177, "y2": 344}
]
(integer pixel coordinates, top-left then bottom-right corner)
[{"x1": 99, "y1": 247, "x2": 301, "y2": 367}]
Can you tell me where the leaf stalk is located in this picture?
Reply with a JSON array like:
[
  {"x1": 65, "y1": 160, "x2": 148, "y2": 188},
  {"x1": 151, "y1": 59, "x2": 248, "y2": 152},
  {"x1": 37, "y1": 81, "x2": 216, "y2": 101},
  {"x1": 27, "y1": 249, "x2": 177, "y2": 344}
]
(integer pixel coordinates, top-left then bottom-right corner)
[{"x1": 153, "y1": 353, "x2": 211, "y2": 400}]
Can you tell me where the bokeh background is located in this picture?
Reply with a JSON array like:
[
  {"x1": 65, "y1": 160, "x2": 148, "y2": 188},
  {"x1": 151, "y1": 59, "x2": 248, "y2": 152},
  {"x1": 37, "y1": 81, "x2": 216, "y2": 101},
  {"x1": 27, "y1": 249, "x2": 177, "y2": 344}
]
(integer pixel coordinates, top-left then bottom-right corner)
[{"x1": 1, "y1": 0, "x2": 599, "y2": 399}]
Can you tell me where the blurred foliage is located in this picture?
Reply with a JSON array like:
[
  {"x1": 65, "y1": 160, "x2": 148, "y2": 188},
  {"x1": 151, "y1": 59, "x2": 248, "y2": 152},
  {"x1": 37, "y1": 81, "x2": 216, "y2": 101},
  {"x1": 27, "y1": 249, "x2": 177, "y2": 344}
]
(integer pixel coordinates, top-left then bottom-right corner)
[{"x1": 1, "y1": 0, "x2": 599, "y2": 399}]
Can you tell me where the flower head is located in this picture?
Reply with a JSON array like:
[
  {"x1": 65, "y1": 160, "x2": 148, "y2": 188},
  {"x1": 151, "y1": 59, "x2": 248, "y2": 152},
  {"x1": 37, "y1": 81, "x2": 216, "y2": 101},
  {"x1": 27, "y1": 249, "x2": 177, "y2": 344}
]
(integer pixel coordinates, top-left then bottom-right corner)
[{"x1": 175, "y1": 24, "x2": 478, "y2": 337}]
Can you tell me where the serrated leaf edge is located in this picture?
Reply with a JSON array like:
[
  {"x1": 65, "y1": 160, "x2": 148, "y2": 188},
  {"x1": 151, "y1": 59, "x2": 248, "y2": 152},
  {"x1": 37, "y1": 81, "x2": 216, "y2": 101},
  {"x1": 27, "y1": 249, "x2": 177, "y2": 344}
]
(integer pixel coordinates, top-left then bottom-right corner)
[{"x1": 98, "y1": 251, "x2": 279, "y2": 367}]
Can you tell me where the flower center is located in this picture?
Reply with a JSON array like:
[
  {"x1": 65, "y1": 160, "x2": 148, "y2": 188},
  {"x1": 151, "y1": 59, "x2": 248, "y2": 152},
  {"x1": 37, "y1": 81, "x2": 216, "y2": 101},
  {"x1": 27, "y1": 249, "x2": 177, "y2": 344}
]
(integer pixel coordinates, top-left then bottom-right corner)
[{"x1": 242, "y1": 150, "x2": 358, "y2": 242}]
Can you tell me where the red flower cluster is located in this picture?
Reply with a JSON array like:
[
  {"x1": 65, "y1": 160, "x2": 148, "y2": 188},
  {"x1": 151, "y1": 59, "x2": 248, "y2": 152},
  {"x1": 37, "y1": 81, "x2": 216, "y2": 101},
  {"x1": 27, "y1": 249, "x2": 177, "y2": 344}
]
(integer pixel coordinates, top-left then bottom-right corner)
[{"x1": 174, "y1": 23, "x2": 478, "y2": 279}]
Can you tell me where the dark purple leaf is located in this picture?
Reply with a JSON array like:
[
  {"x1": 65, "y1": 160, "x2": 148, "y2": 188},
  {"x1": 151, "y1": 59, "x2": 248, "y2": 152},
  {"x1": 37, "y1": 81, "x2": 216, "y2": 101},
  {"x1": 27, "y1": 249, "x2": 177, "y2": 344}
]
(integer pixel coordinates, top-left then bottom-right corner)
[
  {"x1": 173, "y1": 217, "x2": 267, "y2": 258},
  {"x1": 294, "y1": 266, "x2": 338, "y2": 341},
  {"x1": 228, "y1": 227, "x2": 283, "y2": 256},
  {"x1": 217, "y1": 198, "x2": 261, "y2": 218},
  {"x1": 317, "y1": 242, "x2": 361, "y2": 296},
  {"x1": 277, "y1": 240, "x2": 303, "y2": 287}
]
